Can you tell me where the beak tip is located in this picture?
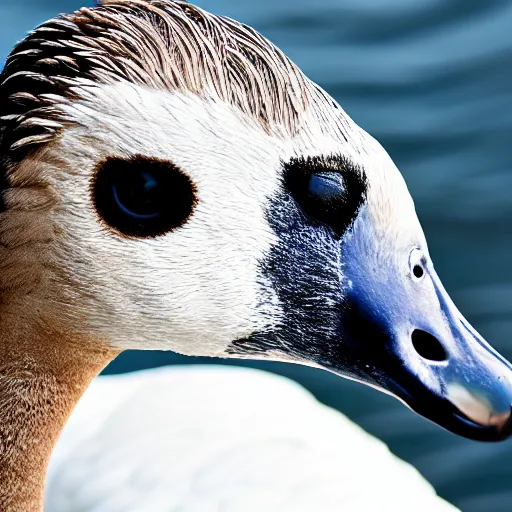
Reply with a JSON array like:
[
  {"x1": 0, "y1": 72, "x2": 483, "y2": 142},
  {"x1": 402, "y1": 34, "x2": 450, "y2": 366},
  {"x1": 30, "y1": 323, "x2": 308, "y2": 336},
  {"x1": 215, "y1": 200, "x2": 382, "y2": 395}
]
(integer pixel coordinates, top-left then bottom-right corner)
[
  {"x1": 493, "y1": 406, "x2": 512, "y2": 438},
  {"x1": 449, "y1": 405, "x2": 512, "y2": 442},
  {"x1": 442, "y1": 380, "x2": 512, "y2": 441}
]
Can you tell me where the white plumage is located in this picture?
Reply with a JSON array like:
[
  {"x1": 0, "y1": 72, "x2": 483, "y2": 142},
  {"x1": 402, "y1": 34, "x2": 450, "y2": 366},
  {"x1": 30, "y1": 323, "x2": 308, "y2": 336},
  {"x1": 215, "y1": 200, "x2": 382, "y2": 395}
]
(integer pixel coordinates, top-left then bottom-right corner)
[{"x1": 46, "y1": 366, "x2": 459, "y2": 512}]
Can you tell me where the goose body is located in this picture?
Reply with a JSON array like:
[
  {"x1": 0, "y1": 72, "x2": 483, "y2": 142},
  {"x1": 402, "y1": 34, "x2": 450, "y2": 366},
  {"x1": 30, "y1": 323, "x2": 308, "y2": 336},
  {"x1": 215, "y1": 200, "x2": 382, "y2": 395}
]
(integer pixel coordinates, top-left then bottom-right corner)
[
  {"x1": 0, "y1": 1, "x2": 511, "y2": 511},
  {"x1": 46, "y1": 366, "x2": 458, "y2": 512}
]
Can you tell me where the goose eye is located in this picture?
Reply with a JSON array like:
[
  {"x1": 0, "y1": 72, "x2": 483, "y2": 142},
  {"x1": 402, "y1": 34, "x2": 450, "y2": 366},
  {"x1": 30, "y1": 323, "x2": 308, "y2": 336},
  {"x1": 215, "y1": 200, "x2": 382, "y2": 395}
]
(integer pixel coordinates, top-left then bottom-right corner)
[
  {"x1": 112, "y1": 171, "x2": 161, "y2": 220},
  {"x1": 92, "y1": 156, "x2": 196, "y2": 238},
  {"x1": 308, "y1": 172, "x2": 346, "y2": 202},
  {"x1": 284, "y1": 155, "x2": 367, "y2": 238}
]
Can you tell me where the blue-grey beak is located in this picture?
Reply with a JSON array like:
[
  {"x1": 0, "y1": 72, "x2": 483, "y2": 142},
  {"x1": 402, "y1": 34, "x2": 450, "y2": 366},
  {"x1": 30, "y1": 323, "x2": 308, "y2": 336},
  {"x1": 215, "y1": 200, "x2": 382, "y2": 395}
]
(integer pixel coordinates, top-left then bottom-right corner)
[{"x1": 335, "y1": 240, "x2": 512, "y2": 442}]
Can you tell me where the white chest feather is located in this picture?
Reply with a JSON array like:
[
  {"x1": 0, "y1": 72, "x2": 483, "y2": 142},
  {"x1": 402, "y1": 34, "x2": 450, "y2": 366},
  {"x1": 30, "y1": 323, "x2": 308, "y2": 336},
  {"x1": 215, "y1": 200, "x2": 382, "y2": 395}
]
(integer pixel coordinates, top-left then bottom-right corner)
[{"x1": 46, "y1": 367, "x2": 459, "y2": 512}]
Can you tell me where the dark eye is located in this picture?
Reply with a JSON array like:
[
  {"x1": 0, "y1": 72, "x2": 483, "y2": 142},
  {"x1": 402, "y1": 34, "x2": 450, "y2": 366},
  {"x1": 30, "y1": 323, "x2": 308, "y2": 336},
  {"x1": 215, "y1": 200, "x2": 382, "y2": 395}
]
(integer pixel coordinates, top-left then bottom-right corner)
[
  {"x1": 283, "y1": 155, "x2": 367, "y2": 237},
  {"x1": 92, "y1": 155, "x2": 196, "y2": 238},
  {"x1": 112, "y1": 170, "x2": 161, "y2": 220},
  {"x1": 308, "y1": 172, "x2": 347, "y2": 202}
]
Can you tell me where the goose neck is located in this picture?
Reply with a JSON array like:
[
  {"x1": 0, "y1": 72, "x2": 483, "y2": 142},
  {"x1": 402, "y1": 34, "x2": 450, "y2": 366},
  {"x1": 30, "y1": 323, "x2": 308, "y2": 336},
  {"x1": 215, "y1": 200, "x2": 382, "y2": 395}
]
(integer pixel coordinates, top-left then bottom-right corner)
[{"x1": 0, "y1": 312, "x2": 117, "y2": 512}]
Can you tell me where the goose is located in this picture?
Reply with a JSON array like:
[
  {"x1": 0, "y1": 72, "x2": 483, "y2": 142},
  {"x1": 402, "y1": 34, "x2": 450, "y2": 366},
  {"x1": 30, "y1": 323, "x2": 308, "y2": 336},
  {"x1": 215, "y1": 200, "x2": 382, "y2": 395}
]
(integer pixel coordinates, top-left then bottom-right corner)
[{"x1": 0, "y1": 1, "x2": 511, "y2": 511}]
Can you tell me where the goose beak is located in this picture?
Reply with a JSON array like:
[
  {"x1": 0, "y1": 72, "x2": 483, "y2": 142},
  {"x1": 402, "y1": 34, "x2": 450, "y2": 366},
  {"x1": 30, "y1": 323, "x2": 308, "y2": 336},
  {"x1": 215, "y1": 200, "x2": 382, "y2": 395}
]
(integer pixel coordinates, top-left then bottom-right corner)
[{"x1": 332, "y1": 242, "x2": 512, "y2": 442}]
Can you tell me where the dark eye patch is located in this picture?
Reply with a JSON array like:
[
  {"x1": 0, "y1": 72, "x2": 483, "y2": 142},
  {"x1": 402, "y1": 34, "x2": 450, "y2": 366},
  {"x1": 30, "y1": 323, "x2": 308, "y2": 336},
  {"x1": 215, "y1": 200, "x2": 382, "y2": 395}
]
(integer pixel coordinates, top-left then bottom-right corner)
[
  {"x1": 92, "y1": 155, "x2": 196, "y2": 238},
  {"x1": 283, "y1": 155, "x2": 367, "y2": 237}
]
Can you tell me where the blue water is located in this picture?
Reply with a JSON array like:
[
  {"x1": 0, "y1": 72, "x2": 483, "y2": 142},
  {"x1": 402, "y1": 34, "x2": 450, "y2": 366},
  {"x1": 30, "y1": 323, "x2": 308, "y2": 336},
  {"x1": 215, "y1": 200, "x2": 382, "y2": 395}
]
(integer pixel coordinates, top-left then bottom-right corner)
[{"x1": 2, "y1": 1, "x2": 512, "y2": 510}]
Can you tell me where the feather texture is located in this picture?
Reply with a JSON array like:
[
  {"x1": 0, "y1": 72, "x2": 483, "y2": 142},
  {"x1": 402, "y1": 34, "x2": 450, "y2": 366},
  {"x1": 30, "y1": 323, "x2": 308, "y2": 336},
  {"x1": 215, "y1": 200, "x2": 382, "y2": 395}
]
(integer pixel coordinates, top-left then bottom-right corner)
[{"x1": 0, "y1": 0, "x2": 329, "y2": 161}]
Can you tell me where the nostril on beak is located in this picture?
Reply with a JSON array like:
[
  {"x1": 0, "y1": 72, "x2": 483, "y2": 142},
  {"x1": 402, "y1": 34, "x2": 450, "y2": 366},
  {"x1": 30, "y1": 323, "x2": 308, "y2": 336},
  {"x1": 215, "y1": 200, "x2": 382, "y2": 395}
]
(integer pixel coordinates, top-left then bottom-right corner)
[{"x1": 411, "y1": 329, "x2": 448, "y2": 362}]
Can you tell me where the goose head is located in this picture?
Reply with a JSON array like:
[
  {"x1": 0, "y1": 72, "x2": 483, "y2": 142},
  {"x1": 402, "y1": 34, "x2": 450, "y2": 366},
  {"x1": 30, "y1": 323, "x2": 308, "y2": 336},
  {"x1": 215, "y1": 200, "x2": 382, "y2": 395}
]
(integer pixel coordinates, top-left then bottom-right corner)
[{"x1": 1, "y1": 0, "x2": 511, "y2": 442}]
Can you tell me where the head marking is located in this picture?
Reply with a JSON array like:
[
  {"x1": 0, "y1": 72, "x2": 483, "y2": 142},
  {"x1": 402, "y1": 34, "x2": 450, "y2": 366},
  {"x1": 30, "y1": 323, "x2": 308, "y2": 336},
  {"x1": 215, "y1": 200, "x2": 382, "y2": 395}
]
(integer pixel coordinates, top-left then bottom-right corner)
[{"x1": 0, "y1": 0, "x2": 320, "y2": 161}]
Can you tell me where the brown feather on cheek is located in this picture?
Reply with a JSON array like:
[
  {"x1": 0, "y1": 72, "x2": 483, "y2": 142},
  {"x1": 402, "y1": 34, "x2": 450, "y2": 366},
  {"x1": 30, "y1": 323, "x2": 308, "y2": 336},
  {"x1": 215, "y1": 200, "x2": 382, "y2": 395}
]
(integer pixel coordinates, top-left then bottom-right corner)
[{"x1": 0, "y1": 154, "x2": 57, "y2": 300}]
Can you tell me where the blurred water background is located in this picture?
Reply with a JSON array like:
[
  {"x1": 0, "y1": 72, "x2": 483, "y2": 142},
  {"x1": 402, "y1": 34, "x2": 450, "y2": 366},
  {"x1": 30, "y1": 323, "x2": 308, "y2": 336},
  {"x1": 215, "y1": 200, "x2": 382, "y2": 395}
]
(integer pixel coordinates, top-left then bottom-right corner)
[{"x1": 2, "y1": 0, "x2": 512, "y2": 510}]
